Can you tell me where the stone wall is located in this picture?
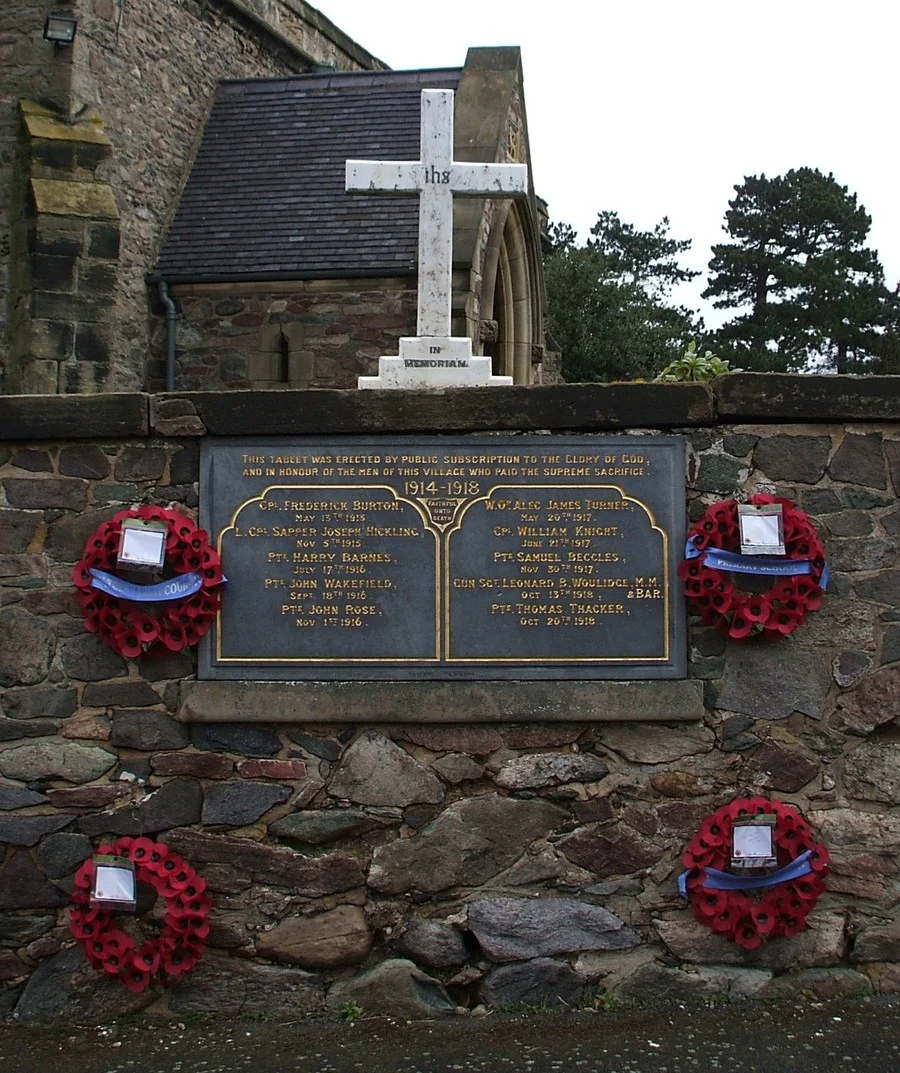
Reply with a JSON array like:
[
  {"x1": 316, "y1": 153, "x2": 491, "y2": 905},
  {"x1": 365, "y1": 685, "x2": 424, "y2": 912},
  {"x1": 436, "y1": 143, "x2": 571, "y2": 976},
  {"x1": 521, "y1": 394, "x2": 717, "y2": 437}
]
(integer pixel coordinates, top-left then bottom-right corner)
[
  {"x1": 1, "y1": 374, "x2": 899, "y2": 1019},
  {"x1": 1, "y1": 0, "x2": 383, "y2": 394},
  {"x1": 155, "y1": 282, "x2": 419, "y2": 391}
]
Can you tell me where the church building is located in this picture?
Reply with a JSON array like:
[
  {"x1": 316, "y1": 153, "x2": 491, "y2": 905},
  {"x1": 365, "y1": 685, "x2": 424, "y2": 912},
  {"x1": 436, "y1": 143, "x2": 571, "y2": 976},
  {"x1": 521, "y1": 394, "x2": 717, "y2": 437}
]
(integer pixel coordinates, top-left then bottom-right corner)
[{"x1": 1, "y1": 3, "x2": 547, "y2": 395}]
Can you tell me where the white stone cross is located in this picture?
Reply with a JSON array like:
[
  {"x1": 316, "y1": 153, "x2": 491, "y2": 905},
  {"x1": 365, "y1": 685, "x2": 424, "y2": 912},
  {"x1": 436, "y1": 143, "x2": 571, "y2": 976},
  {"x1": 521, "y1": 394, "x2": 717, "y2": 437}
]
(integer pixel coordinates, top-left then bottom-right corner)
[{"x1": 346, "y1": 89, "x2": 528, "y2": 388}]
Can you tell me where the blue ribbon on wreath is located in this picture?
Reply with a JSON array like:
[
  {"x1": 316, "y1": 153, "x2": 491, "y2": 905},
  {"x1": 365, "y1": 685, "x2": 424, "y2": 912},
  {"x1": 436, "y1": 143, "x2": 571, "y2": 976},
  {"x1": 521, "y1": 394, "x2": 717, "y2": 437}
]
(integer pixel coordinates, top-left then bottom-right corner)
[
  {"x1": 684, "y1": 536, "x2": 830, "y2": 590},
  {"x1": 89, "y1": 568, "x2": 204, "y2": 602},
  {"x1": 678, "y1": 849, "x2": 814, "y2": 898}
]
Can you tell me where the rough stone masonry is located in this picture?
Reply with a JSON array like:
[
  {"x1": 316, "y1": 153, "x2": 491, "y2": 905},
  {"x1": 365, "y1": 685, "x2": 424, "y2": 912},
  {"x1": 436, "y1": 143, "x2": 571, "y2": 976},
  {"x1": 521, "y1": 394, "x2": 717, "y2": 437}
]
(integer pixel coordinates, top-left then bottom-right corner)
[{"x1": 1, "y1": 374, "x2": 899, "y2": 1019}]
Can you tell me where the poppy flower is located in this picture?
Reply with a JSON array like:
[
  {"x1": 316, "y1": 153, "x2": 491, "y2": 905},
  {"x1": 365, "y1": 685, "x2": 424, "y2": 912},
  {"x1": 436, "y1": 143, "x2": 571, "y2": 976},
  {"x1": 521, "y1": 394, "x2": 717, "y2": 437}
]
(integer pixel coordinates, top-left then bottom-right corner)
[
  {"x1": 132, "y1": 946, "x2": 161, "y2": 975},
  {"x1": 162, "y1": 948, "x2": 199, "y2": 977},
  {"x1": 102, "y1": 949, "x2": 127, "y2": 974},
  {"x1": 160, "y1": 625, "x2": 186, "y2": 651},
  {"x1": 137, "y1": 505, "x2": 167, "y2": 522},
  {"x1": 772, "y1": 801, "x2": 797, "y2": 823},
  {"x1": 698, "y1": 818, "x2": 729, "y2": 848},
  {"x1": 750, "y1": 903, "x2": 776, "y2": 935},
  {"x1": 167, "y1": 605, "x2": 191, "y2": 627},
  {"x1": 72, "y1": 563, "x2": 95, "y2": 588},
  {"x1": 808, "y1": 846, "x2": 830, "y2": 873},
  {"x1": 112, "y1": 626, "x2": 143, "y2": 659},
  {"x1": 771, "y1": 577, "x2": 797, "y2": 600},
  {"x1": 143, "y1": 843, "x2": 170, "y2": 872},
  {"x1": 708, "y1": 590, "x2": 734, "y2": 613},
  {"x1": 164, "y1": 865, "x2": 197, "y2": 893},
  {"x1": 734, "y1": 917, "x2": 765, "y2": 949},
  {"x1": 179, "y1": 876, "x2": 208, "y2": 900},
  {"x1": 803, "y1": 589, "x2": 823, "y2": 611},
  {"x1": 766, "y1": 609, "x2": 801, "y2": 635},
  {"x1": 175, "y1": 521, "x2": 196, "y2": 541},
  {"x1": 696, "y1": 890, "x2": 731, "y2": 917},
  {"x1": 181, "y1": 595, "x2": 206, "y2": 619},
  {"x1": 70, "y1": 904, "x2": 102, "y2": 924},
  {"x1": 726, "y1": 800, "x2": 752, "y2": 820},
  {"x1": 710, "y1": 907, "x2": 738, "y2": 934},
  {"x1": 699, "y1": 516, "x2": 719, "y2": 537},
  {"x1": 122, "y1": 967, "x2": 153, "y2": 993},
  {"x1": 691, "y1": 530, "x2": 713, "y2": 551},
  {"x1": 177, "y1": 920, "x2": 210, "y2": 942},
  {"x1": 124, "y1": 611, "x2": 159, "y2": 642},
  {"x1": 73, "y1": 861, "x2": 95, "y2": 889},
  {"x1": 681, "y1": 866, "x2": 707, "y2": 890},
  {"x1": 728, "y1": 609, "x2": 755, "y2": 639},
  {"x1": 201, "y1": 564, "x2": 224, "y2": 587},
  {"x1": 76, "y1": 590, "x2": 103, "y2": 613},
  {"x1": 175, "y1": 892, "x2": 212, "y2": 916},
  {"x1": 70, "y1": 918, "x2": 100, "y2": 940},
  {"x1": 776, "y1": 826, "x2": 804, "y2": 854},
  {"x1": 102, "y1": 930, "x2": 134, "y2": 952},
  {"x1": 743, "y1": 594, "x2": 772, "y2": 624},
  {"x1": 781, "y1": 914, "x2": 808, "y2": 937},
  {"x1": 683, "y1": 848, "x2": 714, "y2": 870},
  {"x1": 126, "y1": 837, "x2": 156, "y2": 864},
  {"x1": 166, "y1": 547, "x2": 187, "y2": 571}
]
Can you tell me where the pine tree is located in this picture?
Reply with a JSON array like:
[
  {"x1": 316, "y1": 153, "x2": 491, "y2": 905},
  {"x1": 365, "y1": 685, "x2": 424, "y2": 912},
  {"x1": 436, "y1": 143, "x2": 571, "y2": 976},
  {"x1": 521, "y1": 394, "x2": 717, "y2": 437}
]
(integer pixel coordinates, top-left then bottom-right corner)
[
  {"x1": 704, "y1": 168, "x2": 895, "y2": 372},
  {"x1": 545, "y1": 212, "x2": 699, "y2": 382}
]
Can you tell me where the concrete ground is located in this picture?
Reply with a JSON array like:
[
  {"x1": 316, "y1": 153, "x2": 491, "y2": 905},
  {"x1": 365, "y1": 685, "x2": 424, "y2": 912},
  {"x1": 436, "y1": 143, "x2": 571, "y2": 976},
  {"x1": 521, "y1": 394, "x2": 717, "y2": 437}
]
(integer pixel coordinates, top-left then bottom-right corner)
[{"x1": 2, "y1": 996, "x2": 899, "y2": 1073}]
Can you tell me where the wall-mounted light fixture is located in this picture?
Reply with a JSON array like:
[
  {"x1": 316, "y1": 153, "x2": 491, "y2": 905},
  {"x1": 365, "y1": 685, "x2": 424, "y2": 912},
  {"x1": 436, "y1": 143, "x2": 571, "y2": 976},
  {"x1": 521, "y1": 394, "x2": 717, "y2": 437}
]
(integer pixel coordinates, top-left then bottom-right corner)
[{"x1": 43, "y1": 13, "x2": 78, "y2": 47}]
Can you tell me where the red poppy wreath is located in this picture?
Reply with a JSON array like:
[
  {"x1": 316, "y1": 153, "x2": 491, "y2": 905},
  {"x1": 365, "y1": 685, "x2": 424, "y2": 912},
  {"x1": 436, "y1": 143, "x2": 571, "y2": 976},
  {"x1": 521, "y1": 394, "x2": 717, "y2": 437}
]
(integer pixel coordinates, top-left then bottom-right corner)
[
  {"x1": 679, "y1": 494, "x2": 828, "y2": 640},
  {"x1": 70, "y1": 837, "x2": 211, "y2": 993},
  {"x1": 73, "y1": 505, "x2": 224, "y2": 658},
  {"x1": 680, "y1": 797, "x2": 829, "y2": 950}
]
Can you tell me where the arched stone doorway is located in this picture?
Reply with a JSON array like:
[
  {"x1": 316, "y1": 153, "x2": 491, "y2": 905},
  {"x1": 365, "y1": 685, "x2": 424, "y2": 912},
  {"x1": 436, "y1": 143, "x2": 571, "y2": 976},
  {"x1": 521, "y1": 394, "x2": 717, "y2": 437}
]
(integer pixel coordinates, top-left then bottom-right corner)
[{"x1": 479, "y1": 199, "x2": 544, "y2": 383}]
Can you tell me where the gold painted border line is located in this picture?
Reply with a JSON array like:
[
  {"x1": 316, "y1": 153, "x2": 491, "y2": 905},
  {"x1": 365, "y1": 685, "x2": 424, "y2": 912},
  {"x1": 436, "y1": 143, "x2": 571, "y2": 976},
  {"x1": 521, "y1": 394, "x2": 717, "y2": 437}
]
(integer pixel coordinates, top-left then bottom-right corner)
[
  {"x1": 215, "y1": 482, "x2": 441, "y2": 663},
  {"x1": 443, "y1": 483, "x2": 670, "y2": 663}
]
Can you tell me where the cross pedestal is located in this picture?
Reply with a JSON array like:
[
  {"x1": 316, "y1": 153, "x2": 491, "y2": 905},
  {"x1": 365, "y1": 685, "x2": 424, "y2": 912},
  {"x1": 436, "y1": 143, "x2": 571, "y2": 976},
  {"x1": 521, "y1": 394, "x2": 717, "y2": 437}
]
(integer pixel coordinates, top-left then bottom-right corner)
[{"x1": 346, "y1": 89, "x2": 527, "y2": 389}]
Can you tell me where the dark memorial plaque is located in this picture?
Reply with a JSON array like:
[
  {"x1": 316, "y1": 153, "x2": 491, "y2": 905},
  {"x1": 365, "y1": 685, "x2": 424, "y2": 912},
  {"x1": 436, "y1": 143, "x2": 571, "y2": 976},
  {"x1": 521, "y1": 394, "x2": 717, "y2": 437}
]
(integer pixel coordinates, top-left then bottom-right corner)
[{"x1": 199, "y1": 437, "x2": 686, "y2": 680}]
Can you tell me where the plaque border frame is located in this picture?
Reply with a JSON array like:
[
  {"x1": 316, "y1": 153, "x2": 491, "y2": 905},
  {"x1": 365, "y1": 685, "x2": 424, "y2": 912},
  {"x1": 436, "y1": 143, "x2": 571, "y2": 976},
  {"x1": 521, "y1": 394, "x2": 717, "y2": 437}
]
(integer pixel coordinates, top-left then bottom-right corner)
[{"x1": 199, "y1": 435, "x2": 687, "y2": 681}]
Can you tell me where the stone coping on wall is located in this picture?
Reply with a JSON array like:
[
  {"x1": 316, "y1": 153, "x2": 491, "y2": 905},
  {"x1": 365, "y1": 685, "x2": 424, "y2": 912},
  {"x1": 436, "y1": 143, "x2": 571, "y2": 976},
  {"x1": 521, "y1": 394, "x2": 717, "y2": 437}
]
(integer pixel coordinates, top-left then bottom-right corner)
[
  {"x1": 178, "y1": 678, "x2": 705, "y2": 723},
  {"x1": 2, "y1": 375, "x2": 899, "y2": 440},
  {"x1": 713, "y1": 373, "x2": 900, "y2": 422},
  {"x1": 0, "y1": 392, "x2": 149, "y2": 439}
]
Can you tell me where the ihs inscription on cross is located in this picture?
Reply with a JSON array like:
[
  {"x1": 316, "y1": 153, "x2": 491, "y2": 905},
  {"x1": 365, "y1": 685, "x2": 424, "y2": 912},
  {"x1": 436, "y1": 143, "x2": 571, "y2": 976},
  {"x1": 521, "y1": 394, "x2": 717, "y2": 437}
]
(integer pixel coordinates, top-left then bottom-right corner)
[{"x1": 346, "y1": 89, "x2": 528, "y2": 389}]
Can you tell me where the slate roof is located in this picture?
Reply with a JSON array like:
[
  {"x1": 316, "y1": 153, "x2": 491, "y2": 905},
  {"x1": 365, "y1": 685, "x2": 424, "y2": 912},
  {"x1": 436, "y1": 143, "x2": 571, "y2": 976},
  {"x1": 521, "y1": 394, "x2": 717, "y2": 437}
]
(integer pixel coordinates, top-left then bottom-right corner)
[{"x1": 154, "y1": 68, "x2": 462, "y2": 283}]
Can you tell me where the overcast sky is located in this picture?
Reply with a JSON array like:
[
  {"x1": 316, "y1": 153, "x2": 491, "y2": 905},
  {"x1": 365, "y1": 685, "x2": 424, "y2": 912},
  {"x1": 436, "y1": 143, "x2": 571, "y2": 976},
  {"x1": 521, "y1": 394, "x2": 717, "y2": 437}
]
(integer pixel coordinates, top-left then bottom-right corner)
[{"x1": 320, "y1": 0, "x2": 898, "y2": 327}]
